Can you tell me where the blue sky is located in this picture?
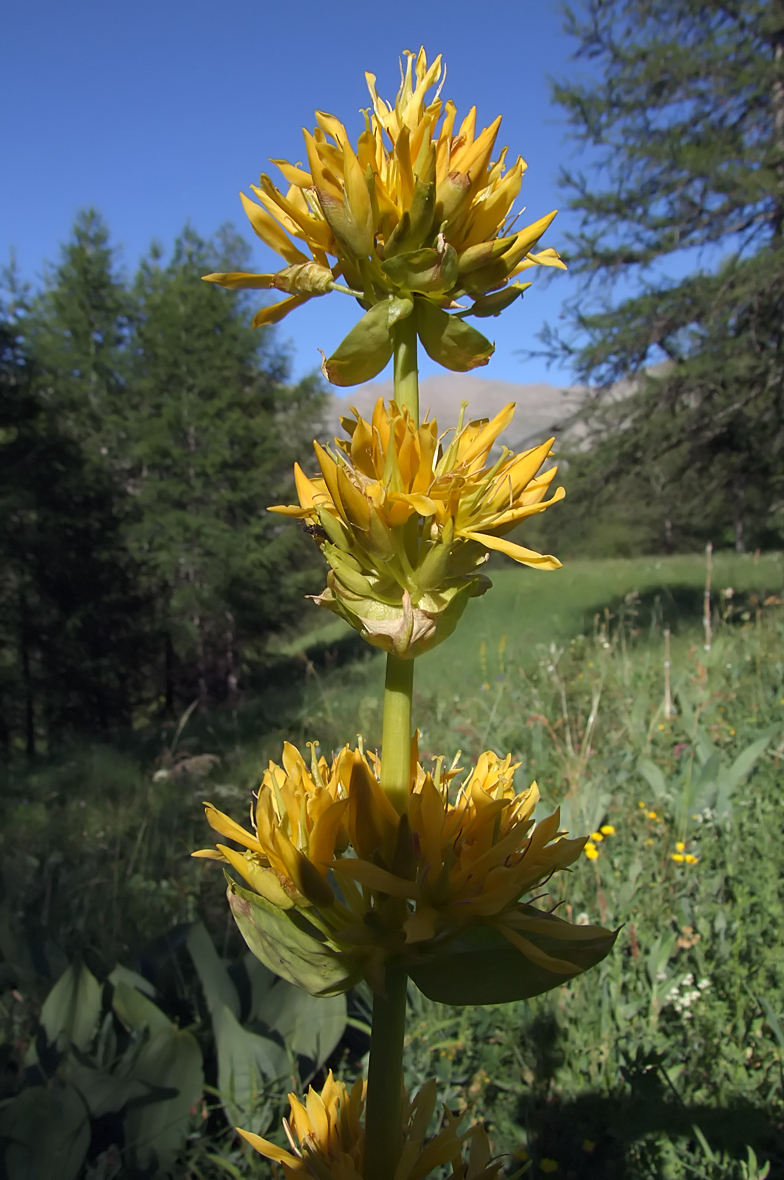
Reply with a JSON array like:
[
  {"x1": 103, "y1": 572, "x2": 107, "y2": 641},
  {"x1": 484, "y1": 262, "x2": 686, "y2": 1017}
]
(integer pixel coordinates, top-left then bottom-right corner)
[{"x1": 3, "y1": 0, "x2": 599, "y2": 388}]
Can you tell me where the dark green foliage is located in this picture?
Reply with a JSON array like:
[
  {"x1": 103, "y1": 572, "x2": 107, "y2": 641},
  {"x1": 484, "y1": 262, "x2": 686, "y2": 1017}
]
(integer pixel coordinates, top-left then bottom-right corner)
[
  {"x1": 127, "y1": 226, "x2": 326, "y2": 709},
  {"x1": 0, "y1": 212, "x2": 326, "y2": 754},
  {"x1": 542, "y1": 0, "x2": 784, "y2": 554}
]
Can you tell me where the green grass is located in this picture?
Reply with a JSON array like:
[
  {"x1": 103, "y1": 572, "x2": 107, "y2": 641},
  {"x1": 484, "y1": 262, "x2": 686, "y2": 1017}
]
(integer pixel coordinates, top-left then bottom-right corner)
[{"x1": 2, "y1": 551, "x2": 784, "y2": 1179}]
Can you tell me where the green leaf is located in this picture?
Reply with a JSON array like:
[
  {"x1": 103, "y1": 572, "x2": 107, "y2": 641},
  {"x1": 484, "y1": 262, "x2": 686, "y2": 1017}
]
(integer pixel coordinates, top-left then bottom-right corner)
[
  {"x1": 408, "y1": 916, "x2": 616, "y2": 1006},
  {"x1": 465, "y1": 283, "x2": 530, "y2": 318},
  {"x1": 725, "y1": 729, "x2": 775, "y2": 788},
  {"x1": 637, "y1": 758, "x2": 668, "y2": 801},
  {"x1": 108, "y1": 963, "x2": 157, "y2": 998},
  {"x1": 0, "y1": 1083, "x2": 90, "y2": 1180},
  {"x1": 381, "y1": 245, "x2": 458, "y2": 294},
  {"x1": 186, "y1": 921, "x2": 240, "y2": 1018},
  {"x1": 112, "y1": 979, "x2": 172, "y2": 1036},
  {"x1": 123, "y1": 1024, "x2": 204, "y2": 1175},
  {"x1": 228, "y1": 880, "x2": 360, "y2": 997},
  {"x1": 40, "y1": 961, "x2": 102, "y2": 1052},
  {"x1": 212, "y1": 1002, "x2": 289, "y2": 1132},
  {"x1": 415, "y1": 298, "x2": 494, "y2": 371},
  {"x1": 321, "y1": 301, "x2": 395, "y2": 386},
  {"x1": 262, "y1": 979, "x2": 347, "y2": 1069}
]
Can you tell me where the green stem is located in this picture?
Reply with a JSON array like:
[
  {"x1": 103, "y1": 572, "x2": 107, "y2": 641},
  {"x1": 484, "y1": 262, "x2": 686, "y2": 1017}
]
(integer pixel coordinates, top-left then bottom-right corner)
[
  {"x1": 362, "y1": 312, "x2": 419, "y2": 1180},
  {"x1": 392, "y1": 313, "x2": 419, "y2": 421},
  {"x1": 380, "y1": 654, "x2": 414, "y2": 813},
  {"x1": 364, "y1": 967, "x2": 408, "y2": 1180}
]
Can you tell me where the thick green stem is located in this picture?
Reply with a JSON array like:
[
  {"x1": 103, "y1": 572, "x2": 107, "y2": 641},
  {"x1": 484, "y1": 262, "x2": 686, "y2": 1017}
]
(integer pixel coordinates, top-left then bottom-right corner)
[
  {"x1": 392, "y1": 313, "x2": 419, "y2": 421},
  {"x1": 363, "y1": 298, "x2": 419, "y2": 1180},
  {"x1": 364, "y1": 967, "x2": 408, "y2": 1180},
  {"x1": 380, "y1": 654, "x2": 414, "y2": 813}
]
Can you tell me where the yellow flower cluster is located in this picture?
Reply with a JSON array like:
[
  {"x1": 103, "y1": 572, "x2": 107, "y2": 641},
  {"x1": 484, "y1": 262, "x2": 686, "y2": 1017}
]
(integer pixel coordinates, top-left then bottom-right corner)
[
  {"x1": 204, "y1": 47, "x2": 562, "y2": 325},
  {"x1": 583, "y1": 824, "x2": 615, "y2": 861},
  {"x1": 270, "y1": 398, "x2": 563, "y2": 657},
  {"x1": 202, "y1": 48, "x2": 564, "y2": 382},
  {"x1": 195, "y1": 738, "x2": 590, "y2": 989},
  {"x1": 239, "y1": 1071, "x2": 503, "y2": 1180}
]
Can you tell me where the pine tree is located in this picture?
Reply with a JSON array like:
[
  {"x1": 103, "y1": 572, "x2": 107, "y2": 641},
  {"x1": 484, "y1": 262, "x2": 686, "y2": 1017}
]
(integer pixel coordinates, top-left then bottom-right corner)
[
  {"x1": 128, "y1": 226, "x2": 326, "y2": 709},
  {"x1": 545, "y1": 0, "x2": 784, "y2": 551},
  {"x1": 0, "y1": 257, "x2": 150, "y2": 752}
]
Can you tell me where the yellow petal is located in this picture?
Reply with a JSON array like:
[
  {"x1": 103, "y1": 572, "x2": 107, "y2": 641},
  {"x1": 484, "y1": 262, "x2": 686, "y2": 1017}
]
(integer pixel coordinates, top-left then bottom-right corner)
[
  {"x1": 252, "y1": 295, "x2": 310, "y2": 327},
  {"x1": 204, "y1": 804, "x2": 263, "y2": 853},
  {"x1": 240, "y1": 191, "x2": 310, "y2": 265},
  {"x1": 331, "y1": 857, "x2": 420, "y2": 899},
  {"x1": 271, "y1": 158, "x2": 313, "y2": 187},
  {"x1": 461, "y1": 530, "x2": 562, "y2": 570},
  {"x1": 202, "y1": 272, "x2": 275, "y2": 290},
  {"x1": 236, "y1": 1128, "x2": 302, "y2": 1170}
]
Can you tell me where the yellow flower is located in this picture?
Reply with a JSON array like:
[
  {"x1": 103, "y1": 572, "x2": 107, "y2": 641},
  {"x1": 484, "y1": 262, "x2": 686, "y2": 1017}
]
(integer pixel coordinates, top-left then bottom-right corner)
[
  {"x1": 203, "y1": 48, "x2": 564, "y2": 383},
  {"x1": 675, "y1": 840, "x2": 685, "y2": 852},
  {"x1": 193, "y1": 741, "x2": 351, "y2": 909},
  {"x1": 269, "y1": 398, "x2": 563, "y2": 656},
  {"x1": 600, "y1": 824, "x2": 615, "y2": 836},
  {"x1": 196, "y1": 738, "x2": 607, "y2": 992},
  {"x1": 584, "y1": 844, "x2": 599, "y2": 860},
  {"x1": 590, "y1": 831, "x2": 604, "y2": 842},
  {"x1": 239, "y1": 1071, "x2": 504, "y2": 1180},
  {"x1": 671, "y1": 853, "x2": 685, "y2": 863},
  {"x1": 684, "y1": 853, "x2": 699, "y2": 864},
  {"x1": 646, "y1": 811, "x2": 658, "y2": 820},
  {"x1": 540, "y1": 1160, "x2": 558, "y2": 1173}
]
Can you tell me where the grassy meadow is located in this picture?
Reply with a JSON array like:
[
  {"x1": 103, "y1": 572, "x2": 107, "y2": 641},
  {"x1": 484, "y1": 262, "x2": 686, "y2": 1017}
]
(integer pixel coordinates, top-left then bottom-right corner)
[{"x1": 2, "y1": 550, "x2": 784, "y2": 1179}]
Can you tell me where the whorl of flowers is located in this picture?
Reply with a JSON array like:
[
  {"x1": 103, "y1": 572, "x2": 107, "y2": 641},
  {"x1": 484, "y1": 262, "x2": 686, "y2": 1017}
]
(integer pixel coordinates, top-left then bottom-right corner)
[
  {"x1": 194, "y1": 738, "x2": 590, "y2": 991},
  {"x1": 202, "y1": 48, "x2": 565, "y2": 384},
  {"x1": 268, "y1": 398, "x2": 563, "y2": 657},
  {"x1": 238, "y1": 1071, "x2": 504, "y2": 1180}
]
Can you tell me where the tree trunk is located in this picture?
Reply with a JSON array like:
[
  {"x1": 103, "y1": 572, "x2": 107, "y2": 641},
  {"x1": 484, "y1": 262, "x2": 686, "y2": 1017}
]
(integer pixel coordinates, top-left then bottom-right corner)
[
  {"x1": 663, "y1": 516, "x2": 674, "y2": 553},
  {"x1": 733, "y1": 475, "x2": 746, "y2": 554},
  {"x1": 19, "y1": 591, "x2": 35, "y2": 758},
  {"x1": 164, "y1": 631, "x2": 175, "y2": 715}
]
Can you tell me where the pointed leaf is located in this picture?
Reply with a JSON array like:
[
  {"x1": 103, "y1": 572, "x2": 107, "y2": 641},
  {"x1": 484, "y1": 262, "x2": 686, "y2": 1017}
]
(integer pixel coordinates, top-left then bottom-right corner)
[
  {"x1": 321, "y1": 301, "x2": 394, "y2": 386},
  {"x1": 261, "y1": 979, "x2": 347, "y2": 1069},
  {"x1": 637, "y1": 759, "x2": 668, "y2": 801},
  {"x1": 213, "y1": 1002, "x2": 288, "y2": 1131},
  {"x1": 408, "y1": 915, "x2": 616, "y2": 1005},
  {"x1": 40, "y1": 961, "x2": 102, "y2": 1052},
  {"x1": 186, "y1": 921, "x2": 240, "y2": 1018},
  {"x1": 123, "y1": 1024, "x2": 204, "y2": 1173},
  {"x1": 415, "y1": 298, "x2": 494, "y2": 371},
  {"x1": 227, "y1": 880, "x2": 360, "y2": 997}
]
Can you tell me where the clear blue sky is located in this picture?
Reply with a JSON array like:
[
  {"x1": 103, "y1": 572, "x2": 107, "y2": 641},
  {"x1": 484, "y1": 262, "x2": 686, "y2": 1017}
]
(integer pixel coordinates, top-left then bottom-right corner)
[{"x1": 2, "y1": 0, "x2": 596, "y2": 388}]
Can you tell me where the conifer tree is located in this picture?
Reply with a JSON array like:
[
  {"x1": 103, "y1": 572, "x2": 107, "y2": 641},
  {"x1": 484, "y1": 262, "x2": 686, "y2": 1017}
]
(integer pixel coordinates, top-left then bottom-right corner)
[
  {"x1": 128, "y1": 226, "x2": 325, "y2": 709},
  {"x1": 545, "y1": 0, "x2": 784, "y2": 551}
]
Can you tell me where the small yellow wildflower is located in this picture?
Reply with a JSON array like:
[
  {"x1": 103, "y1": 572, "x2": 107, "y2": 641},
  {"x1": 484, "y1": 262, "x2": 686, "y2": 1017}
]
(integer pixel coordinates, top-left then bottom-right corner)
[
  {"x1": 638, "y1": 801, "x2": 647, "y2": 809},
  {"x1": 675, "y1": 841, "x2": 685, "y2": 852},
  {"x1": 647, "y1": 811, "x2": 658, "y2": 820},
  {"x1": 590, "y1": 831, "x2": 604, "y2": 842},
  {"x1": 671, "y1": 853, "x2": 685, "y2": 863},
  {"x1": 658, "y1": 724, "x2": 665, "y2": 730},
  {"x1": 582, "y1": 1140, "x2": 596, "y2": 1153},
  {"x1": 685, "y1": 854, "x2": 699, "y2": 864},
  {"x1": 540, "y1": 1160, "x2": 558, "y2": 1174},
  {"x1": 644, "y1": 838, "x2": 655, "y2": 847},
  {"x1": 584, "y1": 842, "x2": 599, "y2": 860},
  {"x1": 600, "y1": 824, "x2": 615, "y2": 836}
]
